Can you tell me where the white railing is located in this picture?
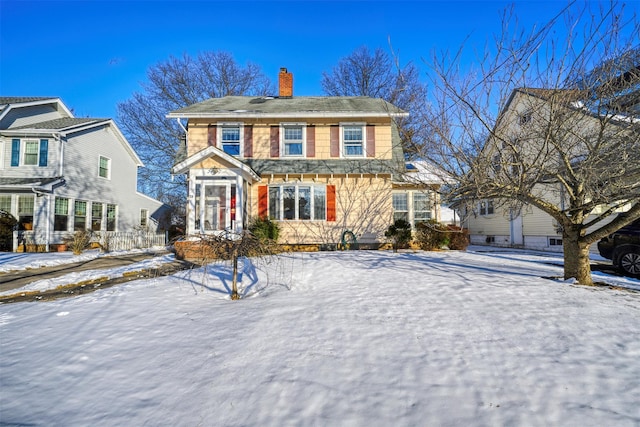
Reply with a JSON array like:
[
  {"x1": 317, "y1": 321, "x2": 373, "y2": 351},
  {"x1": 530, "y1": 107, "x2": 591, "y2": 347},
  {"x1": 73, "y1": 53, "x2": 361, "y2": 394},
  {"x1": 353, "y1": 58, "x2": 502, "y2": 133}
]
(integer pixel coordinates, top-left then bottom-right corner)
[
  {"x1": 95, "y1": 231, "x2": 167, "y2": 252},
  {"x1": 12, "y1": 230, "x2": 167, "y2": 252}
]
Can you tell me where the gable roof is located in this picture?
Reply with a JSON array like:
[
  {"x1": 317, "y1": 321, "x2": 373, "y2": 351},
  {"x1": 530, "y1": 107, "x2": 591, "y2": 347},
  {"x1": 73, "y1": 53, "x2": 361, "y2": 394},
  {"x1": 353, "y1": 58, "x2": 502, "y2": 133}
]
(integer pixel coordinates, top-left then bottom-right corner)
[
  {"x1": 9, "y1": 117, "x2": 108, "y2": 131},
  {"x1": 172, "y1": 145, "x2": 261, "y2": 182},
  {"x1": 0, "y1": 97, "x2": 72, "y2": 121},
  {"x1": 167, "y1": 96, "x2": 408, "y2": 119}
]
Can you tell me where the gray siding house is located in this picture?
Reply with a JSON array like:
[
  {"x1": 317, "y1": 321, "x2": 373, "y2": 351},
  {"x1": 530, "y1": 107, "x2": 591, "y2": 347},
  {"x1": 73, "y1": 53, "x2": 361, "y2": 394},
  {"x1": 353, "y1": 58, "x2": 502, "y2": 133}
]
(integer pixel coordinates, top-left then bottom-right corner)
[{"x1": 0, "y1": 97, "x2": 169, "y2": 251}]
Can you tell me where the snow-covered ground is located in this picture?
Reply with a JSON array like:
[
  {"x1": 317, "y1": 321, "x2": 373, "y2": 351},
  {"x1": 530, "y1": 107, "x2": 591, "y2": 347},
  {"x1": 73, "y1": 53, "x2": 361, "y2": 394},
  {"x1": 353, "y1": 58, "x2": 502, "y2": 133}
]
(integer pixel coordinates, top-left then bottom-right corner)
[{"x1": 1, "y1": 247, "x2": 639, "y2": 426}]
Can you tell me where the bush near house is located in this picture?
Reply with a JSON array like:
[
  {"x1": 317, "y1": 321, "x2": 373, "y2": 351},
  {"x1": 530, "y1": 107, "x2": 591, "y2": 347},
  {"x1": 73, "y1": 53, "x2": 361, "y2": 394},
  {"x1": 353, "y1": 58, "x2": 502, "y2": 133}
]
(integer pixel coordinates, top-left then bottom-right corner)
[
  {"x1": 385, "y1": 219, "x2": 413, "y2": 252},
  {"x1": 416, "y1": 220, "x2": 469, "y2": 251},
  {"x1": 249, "y1": 217, "x2": 280, "y2": 244},
  {"x1": 63, "y1": 230, "x2": 93, "y2": 255},
  {"x1": 0, "y1": 210, "x2": 18, "y2": 251}
]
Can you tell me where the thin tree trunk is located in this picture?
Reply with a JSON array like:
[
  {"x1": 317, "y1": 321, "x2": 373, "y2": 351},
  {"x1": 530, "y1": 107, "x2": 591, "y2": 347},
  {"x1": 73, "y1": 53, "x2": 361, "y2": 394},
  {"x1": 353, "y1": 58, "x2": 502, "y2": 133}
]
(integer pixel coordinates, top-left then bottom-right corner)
[
  {"x1": 231, "y1": 250, "x2": 240, "y2": 300},
  {"x1": 563, "y1": 229, "x2": 594, "y2": 286}
]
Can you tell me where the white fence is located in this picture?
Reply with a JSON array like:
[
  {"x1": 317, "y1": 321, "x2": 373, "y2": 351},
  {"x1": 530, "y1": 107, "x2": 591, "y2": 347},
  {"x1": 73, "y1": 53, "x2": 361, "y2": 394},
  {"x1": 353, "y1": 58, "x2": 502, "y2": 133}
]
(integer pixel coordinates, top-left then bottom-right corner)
[
  {"x1": 97, "y1": 231, "x2": 167, "y2": 252},
  {"x1": 12, "y1": 230, "x2": 167, "y2": 252}
]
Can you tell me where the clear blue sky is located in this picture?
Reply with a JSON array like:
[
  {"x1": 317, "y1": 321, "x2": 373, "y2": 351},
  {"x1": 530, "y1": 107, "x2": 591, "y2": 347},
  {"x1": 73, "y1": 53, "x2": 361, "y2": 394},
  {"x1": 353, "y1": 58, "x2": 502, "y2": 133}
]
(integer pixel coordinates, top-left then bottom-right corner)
[{"x1": 0, "y1": 1, "x2": 593, "y2": 120}]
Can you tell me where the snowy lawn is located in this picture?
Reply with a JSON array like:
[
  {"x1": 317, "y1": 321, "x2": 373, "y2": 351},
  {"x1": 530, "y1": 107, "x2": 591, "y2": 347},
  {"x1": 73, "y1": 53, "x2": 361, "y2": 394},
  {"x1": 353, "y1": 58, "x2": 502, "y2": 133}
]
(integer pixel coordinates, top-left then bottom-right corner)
[{"x1": 1, "y1": 248, "x2": 639, "y2": 426}]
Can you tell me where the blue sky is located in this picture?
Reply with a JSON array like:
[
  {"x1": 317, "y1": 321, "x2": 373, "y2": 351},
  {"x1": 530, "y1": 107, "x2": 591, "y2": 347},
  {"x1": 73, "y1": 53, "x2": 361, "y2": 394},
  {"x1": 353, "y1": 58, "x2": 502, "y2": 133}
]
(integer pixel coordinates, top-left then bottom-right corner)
[{"x1": 0, "y1": 1, "x2": 597, "y2": 119}]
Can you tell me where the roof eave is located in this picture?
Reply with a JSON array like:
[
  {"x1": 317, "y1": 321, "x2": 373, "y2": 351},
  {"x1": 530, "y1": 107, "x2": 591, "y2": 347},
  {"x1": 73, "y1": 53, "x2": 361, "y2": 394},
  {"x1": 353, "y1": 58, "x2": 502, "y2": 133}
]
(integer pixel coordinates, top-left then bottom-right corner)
[{"x1": 166, "y1": 111, "x2": 409, "y2": 120}]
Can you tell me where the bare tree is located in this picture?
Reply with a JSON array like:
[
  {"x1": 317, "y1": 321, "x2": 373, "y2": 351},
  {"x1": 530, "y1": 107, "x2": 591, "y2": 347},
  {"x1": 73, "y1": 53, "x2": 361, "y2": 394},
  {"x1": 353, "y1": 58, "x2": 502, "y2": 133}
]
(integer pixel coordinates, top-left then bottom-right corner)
[
  {"x1": 321, "y1": 46, "x2": 428, "y2": 158},
  {"x1": 117, "y1": 51, "x2": 274, "y2": 222},
  {"x1": 420, "y1": 2, "x2": 640, "y2": 285}
]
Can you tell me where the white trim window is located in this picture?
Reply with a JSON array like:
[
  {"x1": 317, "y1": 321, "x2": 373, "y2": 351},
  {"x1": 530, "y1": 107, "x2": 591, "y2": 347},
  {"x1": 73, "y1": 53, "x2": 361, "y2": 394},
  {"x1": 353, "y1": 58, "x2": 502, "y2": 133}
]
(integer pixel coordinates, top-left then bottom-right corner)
[
  {"x1": 341, "y1": 123, "x2": 365, "y2": 157},
  {"x1": 54, "y1": 197, "x2": 69, "y2": 231},
  {"x1": 392, "y1": 191, "x2": 433, "y2": 227},
  {"x1": 392, "y1": 193, "x2": 408, "y2": 222},
  {"x1": 106, "y1": 204, "x2": 117, "y2": 231},
  {"x1": 99, "y1": 156, "x2": 111, "y2": 179},
  {"x1": 281, "y1": 123, "x2": 305, "y2": 157},
  {"x1": 12, "y1": 138, "x2": 48, "y2": 167},
  {"x1": 479, "y1": 199, "x2": 494, "y2": 216},
  {"x1": 218, "y1": 123, "x2": 243, "y2": 157},
  {"x1": 91, "y1": 202, "x2": 103, "y2": 231},
  {"x1": 74, "y1": 200, "x2": 88, "y2": 231},
  {"x1": 140, "y1": 209, "x2": 148, "y2": 227},
  {"x1": 269, "y1": 184, "x2": 326, "y2": 221}
]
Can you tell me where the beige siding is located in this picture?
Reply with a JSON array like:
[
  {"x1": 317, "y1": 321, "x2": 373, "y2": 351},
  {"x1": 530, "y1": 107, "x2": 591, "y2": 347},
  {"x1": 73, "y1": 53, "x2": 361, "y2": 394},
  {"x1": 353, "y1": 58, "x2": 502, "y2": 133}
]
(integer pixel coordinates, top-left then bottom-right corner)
[
  {"x1": 186, "y1": 117, "x2": 393, "y2": 160},
  {"x1": 250, "y1": 174, "x2": 393, "y2": 244}
]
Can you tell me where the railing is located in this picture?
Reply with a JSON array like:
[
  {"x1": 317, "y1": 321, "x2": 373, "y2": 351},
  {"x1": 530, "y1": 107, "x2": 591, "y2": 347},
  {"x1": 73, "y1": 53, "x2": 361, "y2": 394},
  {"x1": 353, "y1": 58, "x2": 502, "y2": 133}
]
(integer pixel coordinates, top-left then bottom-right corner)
[
  {"x1": 12, "y1": 230, "x2": 167, "y2": 252},
  {"x1": 96, "y1": 231, "x2": 167, "y2": 252}
]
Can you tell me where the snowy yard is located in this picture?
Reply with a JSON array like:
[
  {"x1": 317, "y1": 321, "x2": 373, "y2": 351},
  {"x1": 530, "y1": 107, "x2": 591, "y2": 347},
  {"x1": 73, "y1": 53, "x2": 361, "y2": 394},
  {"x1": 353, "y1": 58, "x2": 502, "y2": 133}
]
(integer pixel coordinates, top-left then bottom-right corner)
[{"x1": 1, "y1": 248, "x2": 639, "y2": 426}]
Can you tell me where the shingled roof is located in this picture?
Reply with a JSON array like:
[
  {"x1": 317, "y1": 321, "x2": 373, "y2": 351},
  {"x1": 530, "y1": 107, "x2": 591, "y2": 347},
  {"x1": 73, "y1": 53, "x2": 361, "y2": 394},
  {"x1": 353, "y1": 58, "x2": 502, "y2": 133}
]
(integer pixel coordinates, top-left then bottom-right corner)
[
  {"x1": 168, "y1": 96, "x2": 407, "y2": 118},
  {"x1": 10, "y1": 117, "x2": 108, "y2": 131}
]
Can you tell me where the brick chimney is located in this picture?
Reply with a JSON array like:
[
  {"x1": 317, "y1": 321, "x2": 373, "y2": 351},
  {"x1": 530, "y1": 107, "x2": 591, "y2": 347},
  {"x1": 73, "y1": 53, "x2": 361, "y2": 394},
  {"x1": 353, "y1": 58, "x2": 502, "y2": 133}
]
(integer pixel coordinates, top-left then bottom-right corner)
[{"x1": 279, "y1": 68, "x2": 293, "y2": 98}]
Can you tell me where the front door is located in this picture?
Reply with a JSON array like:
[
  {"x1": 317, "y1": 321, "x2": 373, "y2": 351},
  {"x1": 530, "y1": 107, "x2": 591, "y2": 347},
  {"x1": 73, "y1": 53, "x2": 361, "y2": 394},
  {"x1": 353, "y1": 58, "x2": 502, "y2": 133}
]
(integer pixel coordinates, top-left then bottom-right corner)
[
  {"x1": 204, "y1": 185, "x2": 226, "y2": 231},
  {"x1": 510, "y1": 209, "x2": 524, "y2": 246}
]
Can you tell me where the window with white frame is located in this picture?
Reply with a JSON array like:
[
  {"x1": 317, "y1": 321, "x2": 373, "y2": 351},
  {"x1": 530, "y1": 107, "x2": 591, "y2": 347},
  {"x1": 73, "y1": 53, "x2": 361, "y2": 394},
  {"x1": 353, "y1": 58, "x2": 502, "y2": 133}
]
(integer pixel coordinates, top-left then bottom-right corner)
[
  {"x1": 413, "y1": 192, "x2": 432, "y2": 225},
  {"x1": 18, "y1": 195, "x2": 34, "y2": 230},
  {"x1": 74, "y1": 201, "x2": 87, "y2": 231},
  {"x1": 342, "y1": 124, "x2": 364, "y2": 157},
  {"x1": 140, "y1": 209, "x2": 148, "y2": 227},
  {"x1": 91, "y1": 202, "x2": 103, "y2": 231},
  {"x1": 479, "y1": 199, "x2": 494, "y2": 216},
  {"x1": 392, "y1": 193, "x2": 408, "y2": 222},
  {"x1": 282, "y1": 124, "x2": 304, "y2": 156},
  {"x1": 99, "y1": 156, "x2": 111, "y2": 179},
  {"x1": 15, "y1": 139, "x2": 49, "y2": 167},
  {"x1": 220, "y1": 125, "x2": 242, "y2": 156},
  {"x1": 268, "y1": 184, "x2": 326, "y2": 221},
  {"x1": 106, "y1": 204, "x2": 117, "y2": 231},
  {"x1": 54, "y1": 197, "x2": 69, "y2": 231},
  {"x1": 392, "y1": 191, "x2": 433, "y2": 227}
]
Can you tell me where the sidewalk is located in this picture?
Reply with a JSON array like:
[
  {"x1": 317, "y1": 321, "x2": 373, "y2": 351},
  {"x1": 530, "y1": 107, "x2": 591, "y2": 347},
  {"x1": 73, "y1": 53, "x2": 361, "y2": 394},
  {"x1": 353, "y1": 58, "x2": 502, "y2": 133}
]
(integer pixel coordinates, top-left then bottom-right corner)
[{"x1": 0, "y1": 252, "x2": 175, "y2": 294}]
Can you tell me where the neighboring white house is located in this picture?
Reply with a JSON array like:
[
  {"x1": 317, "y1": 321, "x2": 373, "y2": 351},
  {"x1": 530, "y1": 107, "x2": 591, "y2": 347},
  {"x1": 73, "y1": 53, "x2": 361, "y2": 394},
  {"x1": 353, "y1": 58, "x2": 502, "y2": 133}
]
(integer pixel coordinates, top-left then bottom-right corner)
[
  {"x1": 461, "y1": 86, "x2": 638, "y2": 252},
  {"x1": 0, "y1": 97, "x2": 169, "y2": 251}
]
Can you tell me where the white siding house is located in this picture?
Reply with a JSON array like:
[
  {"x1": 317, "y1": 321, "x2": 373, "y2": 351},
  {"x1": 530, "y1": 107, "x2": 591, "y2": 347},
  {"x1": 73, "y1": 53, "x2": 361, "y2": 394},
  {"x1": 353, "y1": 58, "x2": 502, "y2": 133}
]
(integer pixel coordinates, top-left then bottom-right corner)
[{"x1": 0, "y1": 97, "x2": 169, "y2": 251}]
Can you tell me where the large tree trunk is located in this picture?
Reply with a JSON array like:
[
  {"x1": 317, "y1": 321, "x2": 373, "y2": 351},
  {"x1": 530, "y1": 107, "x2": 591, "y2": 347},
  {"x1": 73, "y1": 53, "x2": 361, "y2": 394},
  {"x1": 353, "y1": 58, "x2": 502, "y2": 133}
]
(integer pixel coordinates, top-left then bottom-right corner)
[{"x1": 563, "y1": 228, "x2": 594, "y2": 286}]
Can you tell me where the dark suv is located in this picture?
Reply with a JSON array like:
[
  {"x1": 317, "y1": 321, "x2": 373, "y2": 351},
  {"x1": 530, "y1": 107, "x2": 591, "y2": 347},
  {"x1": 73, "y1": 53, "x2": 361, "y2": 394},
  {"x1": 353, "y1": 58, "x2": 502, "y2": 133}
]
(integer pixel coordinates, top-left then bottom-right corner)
[{"x1": 597, "y1": 217, "x2": 640, "y2": 277}]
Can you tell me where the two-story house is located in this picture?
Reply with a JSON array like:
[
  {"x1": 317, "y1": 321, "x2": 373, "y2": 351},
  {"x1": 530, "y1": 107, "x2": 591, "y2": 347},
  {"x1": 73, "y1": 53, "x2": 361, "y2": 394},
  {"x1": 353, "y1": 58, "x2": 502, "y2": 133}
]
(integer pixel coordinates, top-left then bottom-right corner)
[
  {"x1": 461, "y1": 86, "x2": 639, "y2": 252},
  {"x1": 0, "y1": 97, "x2": 169, "y2": 251},
  {"x1": 169, "y1": 69, "x2": 443, "y2": 248}
]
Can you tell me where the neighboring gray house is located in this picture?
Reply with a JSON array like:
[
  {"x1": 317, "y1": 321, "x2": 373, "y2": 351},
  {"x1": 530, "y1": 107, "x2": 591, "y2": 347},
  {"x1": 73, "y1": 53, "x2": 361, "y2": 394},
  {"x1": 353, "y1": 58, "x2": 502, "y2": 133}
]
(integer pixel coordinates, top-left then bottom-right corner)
[{"x1": 0, "y1": 97, "x2": 169, "y2": 251}]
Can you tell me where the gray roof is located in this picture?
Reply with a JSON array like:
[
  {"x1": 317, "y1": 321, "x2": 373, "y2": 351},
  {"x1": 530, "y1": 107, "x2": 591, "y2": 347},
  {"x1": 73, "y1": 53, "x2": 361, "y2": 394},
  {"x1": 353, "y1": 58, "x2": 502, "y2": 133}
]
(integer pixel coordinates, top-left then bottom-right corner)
[
  {"x1": 0, "y1": 177, "x2": 64, "y2": 188},
  {"x1": 0, "y1": 97, "x2": 57, "y2": 113},
  {"x1": 168, "y1": 96, "x2": 407, "y2": 118},
  {"x1": 10, "y1": 117, "x2": 108, "y2": 131}
]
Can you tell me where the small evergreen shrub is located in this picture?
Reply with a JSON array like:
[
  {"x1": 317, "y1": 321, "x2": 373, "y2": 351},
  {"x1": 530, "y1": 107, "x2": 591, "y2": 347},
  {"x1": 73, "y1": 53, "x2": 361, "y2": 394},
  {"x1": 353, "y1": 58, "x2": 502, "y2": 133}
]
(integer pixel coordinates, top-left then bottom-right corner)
[
  {"x1": 249, "y1": 216, "x2": 280, "y2": 243},
  {"x1": 385, "y1": 218, "x2": 412, "y2": 252}
]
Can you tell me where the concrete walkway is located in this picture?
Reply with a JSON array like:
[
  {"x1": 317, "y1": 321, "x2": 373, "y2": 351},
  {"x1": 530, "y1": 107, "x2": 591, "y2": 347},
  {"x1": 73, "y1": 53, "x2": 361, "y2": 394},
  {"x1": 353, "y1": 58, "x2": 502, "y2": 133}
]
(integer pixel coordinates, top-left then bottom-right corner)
[{"x1": 0, "y1": 252, "x2": 174, "y2": 294}]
